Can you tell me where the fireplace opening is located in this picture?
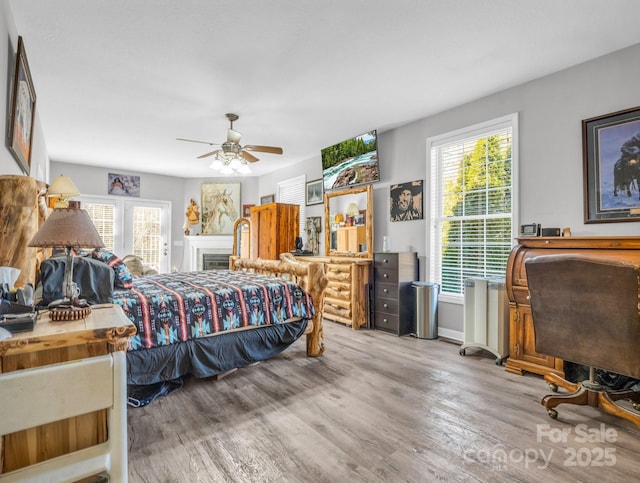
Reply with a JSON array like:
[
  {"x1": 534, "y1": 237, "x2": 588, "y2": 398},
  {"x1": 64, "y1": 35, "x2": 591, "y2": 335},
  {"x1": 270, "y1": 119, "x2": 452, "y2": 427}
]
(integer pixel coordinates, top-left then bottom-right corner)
[{"x1": 202, "y1": 253, "x2": 232, "y2": 270}]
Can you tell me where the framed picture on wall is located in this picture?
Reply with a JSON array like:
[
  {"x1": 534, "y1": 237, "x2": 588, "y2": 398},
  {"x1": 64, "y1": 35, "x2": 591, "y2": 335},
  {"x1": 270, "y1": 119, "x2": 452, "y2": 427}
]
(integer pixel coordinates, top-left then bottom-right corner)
[
  {"x1": 390, "y1": 179, "x2": 423, "y2": 222},
  {"x1": 583, "y1": 106, "x2": 640, "y2": 223},
  {"x1": 201, "y1": 182, "x2": 241, "y2": 235},
  {"x1": 260, "y1": 194, "x2": 275, "y2": 205},
  {"x1": 7, "y1": 36, "x2": 36, "y2": 175},
  {"x1": 108, "y1": 173, "x2": 140, "y2": 197},
  {"x1": 242, "y1": 204, "x2": 255, "y2": 217},
  {"x1": 306, "y1": 179, "x2": 324, "y2": 205}
]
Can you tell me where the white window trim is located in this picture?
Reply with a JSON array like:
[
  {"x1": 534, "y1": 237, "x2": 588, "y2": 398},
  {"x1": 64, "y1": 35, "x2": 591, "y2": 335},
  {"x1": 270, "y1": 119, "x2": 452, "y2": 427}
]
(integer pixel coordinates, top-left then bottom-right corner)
[
  {"x1": 426, "y1": 113, "x2": 519, "y2": 304},
  {"x1": 277, "y1": 175, "x2": 306, "y2": 239}
]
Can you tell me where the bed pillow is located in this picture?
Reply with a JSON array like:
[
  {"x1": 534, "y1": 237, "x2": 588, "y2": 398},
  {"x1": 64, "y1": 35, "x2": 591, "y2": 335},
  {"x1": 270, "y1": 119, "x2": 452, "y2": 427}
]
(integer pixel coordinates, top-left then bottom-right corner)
[
  {"x1": 40, "y1": 255, "x2": 115, "y2": 305},
  {"x1": 91, "y1": 248, "x2": 133, "y2": 289}
]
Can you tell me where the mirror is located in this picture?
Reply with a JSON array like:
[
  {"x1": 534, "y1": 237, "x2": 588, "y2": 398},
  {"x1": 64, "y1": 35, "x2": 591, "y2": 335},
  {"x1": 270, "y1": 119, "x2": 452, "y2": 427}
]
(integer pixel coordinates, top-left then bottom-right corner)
[
  {"x1": 232, "y1": 217, "x2": 250, "y2": 258},
  {"x1": 324, "y1": 184, "x2": 373, "y2": 258}
]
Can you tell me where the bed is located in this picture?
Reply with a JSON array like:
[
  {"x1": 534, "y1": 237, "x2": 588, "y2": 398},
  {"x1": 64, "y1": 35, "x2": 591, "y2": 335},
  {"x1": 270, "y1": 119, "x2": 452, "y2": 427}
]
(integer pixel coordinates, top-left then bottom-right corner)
[{"x1": 38, "y1": 252, "x2": 327, "y2": 400}]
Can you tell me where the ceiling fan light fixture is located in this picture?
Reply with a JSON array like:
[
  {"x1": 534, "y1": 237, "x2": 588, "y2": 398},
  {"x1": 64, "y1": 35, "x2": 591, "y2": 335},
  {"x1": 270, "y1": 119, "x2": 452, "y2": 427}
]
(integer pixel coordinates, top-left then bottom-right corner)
[
  {"x1": 209, "y1": 159, "x2": 223, "y2": 170},
  {"x1": 220, "y1": 165, "x2": 234, "y2": 175},
  {"x1": 238, "y1": 164, "x2": 251, "y2": 174},
  {"x1": 229, "y1": 157, "x2": 242, "y2": 169}
]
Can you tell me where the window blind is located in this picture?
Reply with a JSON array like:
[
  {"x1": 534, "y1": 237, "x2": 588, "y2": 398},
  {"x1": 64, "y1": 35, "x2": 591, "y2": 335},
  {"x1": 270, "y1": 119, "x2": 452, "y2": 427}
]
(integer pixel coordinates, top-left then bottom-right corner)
[
  {"x1": 277, "y1": 175, "x2": 306, "y2": 237},
  {"x1": 429, "y1": 115, "x2": 516, "y2": 296}
]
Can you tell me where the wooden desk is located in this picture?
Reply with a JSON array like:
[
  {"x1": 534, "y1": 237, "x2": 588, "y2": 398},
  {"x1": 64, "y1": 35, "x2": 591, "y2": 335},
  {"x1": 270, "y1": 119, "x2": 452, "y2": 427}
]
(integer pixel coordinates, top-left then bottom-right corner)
[
  {"x1": 505, "y1": 236, "x2": 640, "y2": 377},
  {"x1": 0, "y1": 305, "x2": 135, "y2": 473}
]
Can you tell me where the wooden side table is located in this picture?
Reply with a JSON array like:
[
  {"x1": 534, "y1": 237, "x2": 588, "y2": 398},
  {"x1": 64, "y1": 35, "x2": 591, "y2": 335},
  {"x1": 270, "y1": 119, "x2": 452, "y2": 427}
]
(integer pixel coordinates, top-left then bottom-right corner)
[{"x1": 0, "y1": 305, "x2": 136, "y2": 473}]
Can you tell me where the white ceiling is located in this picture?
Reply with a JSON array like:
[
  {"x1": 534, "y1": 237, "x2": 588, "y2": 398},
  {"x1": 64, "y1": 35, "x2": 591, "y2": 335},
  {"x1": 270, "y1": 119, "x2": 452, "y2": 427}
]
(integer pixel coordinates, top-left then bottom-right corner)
[{"x1": 8, "y1": 0, "x2": 640, "y2": 178}]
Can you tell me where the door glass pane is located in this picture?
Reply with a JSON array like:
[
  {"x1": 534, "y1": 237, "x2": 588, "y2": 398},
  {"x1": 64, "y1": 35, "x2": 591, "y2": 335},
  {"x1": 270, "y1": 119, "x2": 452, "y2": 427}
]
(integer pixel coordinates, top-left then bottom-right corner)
[
  {"x1": 132, "y1": 206, "x2": 162, "y2": 271},
  {"x1": 83, "y1": 203, "x2": 115, "y2": 251}
]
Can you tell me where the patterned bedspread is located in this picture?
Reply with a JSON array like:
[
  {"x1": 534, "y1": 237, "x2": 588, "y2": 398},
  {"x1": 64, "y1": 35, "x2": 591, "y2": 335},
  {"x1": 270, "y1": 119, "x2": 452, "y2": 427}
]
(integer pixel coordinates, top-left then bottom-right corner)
[{"x1": 112, "y1": 270, "x2": 315, "y2": 351}]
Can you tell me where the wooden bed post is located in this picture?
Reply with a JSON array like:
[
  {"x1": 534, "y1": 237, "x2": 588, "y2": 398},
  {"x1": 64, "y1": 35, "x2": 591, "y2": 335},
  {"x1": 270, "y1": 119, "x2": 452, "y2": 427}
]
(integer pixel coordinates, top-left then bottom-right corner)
[{"x1": 229, "y1": 253, "x2": 328, "y2": 356}]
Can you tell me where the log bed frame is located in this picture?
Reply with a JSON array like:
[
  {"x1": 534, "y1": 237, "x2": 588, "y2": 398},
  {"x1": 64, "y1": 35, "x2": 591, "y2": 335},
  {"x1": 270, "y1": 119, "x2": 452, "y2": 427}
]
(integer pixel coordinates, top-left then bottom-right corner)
[{"x1": 230, "y1": 252, "x2": 328, "y2": 356}]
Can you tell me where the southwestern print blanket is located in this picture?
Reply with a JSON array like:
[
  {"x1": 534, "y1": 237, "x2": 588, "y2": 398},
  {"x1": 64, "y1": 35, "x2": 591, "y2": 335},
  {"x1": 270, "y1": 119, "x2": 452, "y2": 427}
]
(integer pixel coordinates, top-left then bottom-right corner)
[{"x1": 112, "y1": 270, "x2": 315, "y2": 351}]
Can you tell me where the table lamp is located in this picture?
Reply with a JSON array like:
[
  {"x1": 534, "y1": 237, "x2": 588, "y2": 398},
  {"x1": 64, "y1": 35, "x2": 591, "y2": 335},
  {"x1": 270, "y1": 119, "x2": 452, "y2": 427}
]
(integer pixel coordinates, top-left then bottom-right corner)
[
  {"x1": 29, "y1": 205, "x2": 105, "y2": 321},
  {"x1": 47, "y1": 174, "x2": 80, "y2": 208}
]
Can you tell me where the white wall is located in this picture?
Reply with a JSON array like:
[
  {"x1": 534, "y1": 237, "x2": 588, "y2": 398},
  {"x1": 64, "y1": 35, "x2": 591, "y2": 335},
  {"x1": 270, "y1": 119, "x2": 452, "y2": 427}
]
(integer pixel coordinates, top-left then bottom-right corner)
[{"x1": 0, "y1": 3, "x2": 48, "y2": 181}]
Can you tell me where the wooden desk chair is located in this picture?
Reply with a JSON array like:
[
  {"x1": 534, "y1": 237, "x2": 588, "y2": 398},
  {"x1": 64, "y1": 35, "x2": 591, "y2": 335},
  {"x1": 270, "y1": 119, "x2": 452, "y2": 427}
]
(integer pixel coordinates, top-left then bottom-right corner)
[
  {"x1": 0, "y1": 351, "x2": 127, "y2": 482},
  {"x1": 525, "y1": 254, "x2": 640, "y2": 428}
]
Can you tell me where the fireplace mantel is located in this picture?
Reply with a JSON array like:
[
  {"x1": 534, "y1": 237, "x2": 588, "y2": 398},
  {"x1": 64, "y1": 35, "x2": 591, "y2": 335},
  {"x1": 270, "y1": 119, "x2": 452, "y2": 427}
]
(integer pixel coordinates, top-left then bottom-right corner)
[{"x1": 184, "y1": 235, "x2": 233, "y2": 271}]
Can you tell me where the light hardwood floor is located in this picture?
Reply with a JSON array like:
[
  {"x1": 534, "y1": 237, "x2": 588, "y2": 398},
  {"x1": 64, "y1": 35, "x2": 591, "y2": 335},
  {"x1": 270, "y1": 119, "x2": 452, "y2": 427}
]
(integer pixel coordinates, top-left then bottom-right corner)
[{"x1": 127, "y1": 321, "x2": 640, "y2": 482}]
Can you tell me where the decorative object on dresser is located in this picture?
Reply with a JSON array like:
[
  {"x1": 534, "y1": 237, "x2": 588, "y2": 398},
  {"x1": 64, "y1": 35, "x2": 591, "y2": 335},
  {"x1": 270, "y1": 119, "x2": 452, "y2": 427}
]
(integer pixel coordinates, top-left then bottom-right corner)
[
  {"x1": 7, "y1": 36, "x2": 36, "y2": 175},
  {"x1": 29, "y1": 205, "x2": 105, "y2": 321},
  {"x1": 505, "y1": 236, "x2": 640, "y2": 377},
  {"x1": 526, "y1": 255, "x2": 640, "y2": 428},
  {"x1": 250, "y1": 202, "x2": 299, "y2": 260},
  {"x1": 0, "y1": 175, "x2": 48, "y2": 288},
  {"x1": 373, "y1": 252, "x2": 418, "y2": 336}
]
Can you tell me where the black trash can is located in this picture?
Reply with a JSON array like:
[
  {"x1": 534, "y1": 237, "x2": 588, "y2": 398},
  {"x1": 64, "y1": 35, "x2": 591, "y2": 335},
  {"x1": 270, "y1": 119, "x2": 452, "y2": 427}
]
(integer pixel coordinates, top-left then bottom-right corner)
[{"x1": 413, "y1": 282, "x2": 440, "y2": 339}]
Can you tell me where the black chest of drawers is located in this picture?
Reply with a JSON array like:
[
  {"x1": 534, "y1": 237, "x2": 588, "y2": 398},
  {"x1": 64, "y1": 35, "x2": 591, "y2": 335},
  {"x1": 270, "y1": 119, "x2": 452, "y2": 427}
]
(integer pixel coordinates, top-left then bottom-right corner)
[{"x1": 373, "y1": 252, "x2": 418, "y2": 335}]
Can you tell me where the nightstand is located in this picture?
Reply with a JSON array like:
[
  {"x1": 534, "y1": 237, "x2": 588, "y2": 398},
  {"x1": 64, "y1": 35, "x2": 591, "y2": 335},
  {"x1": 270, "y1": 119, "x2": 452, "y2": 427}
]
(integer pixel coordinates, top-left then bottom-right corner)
[{"x1": 0, "y1": 304, "x2": 136, "y2": 473}]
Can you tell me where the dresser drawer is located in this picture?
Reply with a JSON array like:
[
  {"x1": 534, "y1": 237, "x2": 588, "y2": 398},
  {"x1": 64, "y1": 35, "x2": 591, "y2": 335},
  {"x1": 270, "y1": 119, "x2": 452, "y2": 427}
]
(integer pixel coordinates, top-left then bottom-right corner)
[
  {"x1": 375, "y1": 297, "x2": 399, "y2": 315},
  {"x1": 374, "y1": 253, "x2": 399, "y2": 270},
  {"x1": 374, "y1": 312, "x2": 399, "y2": 332},
  {"x1": 375, "y1": 282, "x2": 399, "y2": 299},
  {"x1": 374, "y1": 267, "x2": 399, "y2": 284}
]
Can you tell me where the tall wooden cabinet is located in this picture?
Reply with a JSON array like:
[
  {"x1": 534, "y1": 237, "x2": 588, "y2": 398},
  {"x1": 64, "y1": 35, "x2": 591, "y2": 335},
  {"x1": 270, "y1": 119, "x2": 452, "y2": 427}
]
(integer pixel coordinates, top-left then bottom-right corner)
[
  {"x1": 250, "y1": 202, "x2": 299, "y2": 260},
  {"x1": 505, "y1": 236, "x2": 640, "y2": 377}
]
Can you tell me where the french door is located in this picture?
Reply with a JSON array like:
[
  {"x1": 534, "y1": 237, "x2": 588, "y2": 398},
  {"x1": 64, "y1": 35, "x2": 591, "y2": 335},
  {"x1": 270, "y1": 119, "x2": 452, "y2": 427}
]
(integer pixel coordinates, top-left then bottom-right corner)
[{"x1": 80, "y1": 196, "x2": 171, "y2": 273}]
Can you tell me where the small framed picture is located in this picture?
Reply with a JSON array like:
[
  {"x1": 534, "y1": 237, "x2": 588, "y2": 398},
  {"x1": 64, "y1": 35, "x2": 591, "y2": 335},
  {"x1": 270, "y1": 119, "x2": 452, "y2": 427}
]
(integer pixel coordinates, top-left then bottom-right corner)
[
  {"x1": 260, "y1": 194, "x2": 275, "y2": 205},
  {"x1": 108, "y1": 173, "x2": 140, "y2": 197},
  {"x1": 242, "y1": 204, "x2": 255, "y2": 217},
  {"x1": 306, "y1": 179, "x2": 324, "y2": 206}
]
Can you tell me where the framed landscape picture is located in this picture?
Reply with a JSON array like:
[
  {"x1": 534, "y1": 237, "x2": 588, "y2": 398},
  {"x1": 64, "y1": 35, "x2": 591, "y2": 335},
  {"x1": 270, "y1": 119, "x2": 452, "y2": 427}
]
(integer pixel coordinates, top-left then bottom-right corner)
[
  {"x1": 7, "y1": 37, "x2": 36, "y2": 175},
  {"x1": 583, "y1": 106, "x2": 640, "y2": 223},
  {"x1": 306, "y1": 179, "x2": 323, "y2": 205},
  {"x1": 260, "y1": 193, "x2": 275, "y2": 205}
]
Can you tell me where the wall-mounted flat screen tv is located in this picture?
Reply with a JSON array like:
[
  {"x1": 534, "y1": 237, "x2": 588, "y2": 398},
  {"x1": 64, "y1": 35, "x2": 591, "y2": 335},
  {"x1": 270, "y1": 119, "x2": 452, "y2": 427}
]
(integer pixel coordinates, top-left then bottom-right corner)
[{"x1": 321, "y1": 130, "x2": 379, "y2": 191}]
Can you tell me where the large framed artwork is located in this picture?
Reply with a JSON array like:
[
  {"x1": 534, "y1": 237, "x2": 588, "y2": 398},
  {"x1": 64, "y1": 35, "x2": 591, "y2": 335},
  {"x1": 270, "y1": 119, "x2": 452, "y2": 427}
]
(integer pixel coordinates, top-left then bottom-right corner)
[
  {"x1": 201, "y1": 183, "x2": 241, "y2": 235},
  {"x1": 7, "y1": 36, "x2": 36, "y2": 175},
  {"x1": 583, "y1": 106, "x2": 640, "y2": 223}
]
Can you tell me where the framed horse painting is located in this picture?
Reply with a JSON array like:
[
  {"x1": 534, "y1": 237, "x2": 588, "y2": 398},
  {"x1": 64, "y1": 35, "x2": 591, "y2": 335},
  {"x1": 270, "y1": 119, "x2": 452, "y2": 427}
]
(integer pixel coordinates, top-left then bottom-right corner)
[{"x1": 201, "y1": 182, "x2": 241, "y2": 235}]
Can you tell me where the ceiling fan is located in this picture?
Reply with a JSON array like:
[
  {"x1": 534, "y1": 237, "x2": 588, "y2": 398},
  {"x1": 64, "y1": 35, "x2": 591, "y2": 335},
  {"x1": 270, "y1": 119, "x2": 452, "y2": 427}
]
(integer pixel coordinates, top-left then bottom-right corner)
[{"x1": 177, "y1": 113, "x2": 283, "y2": 172}]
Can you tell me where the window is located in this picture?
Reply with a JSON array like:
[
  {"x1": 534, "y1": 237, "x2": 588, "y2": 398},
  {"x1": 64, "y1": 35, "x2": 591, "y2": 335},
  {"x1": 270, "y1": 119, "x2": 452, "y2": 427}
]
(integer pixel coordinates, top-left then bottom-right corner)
[
  {"x1": 79, "y1": 196, "x2": 171, "y2": 273},
  {"x1": 428, "y1": 114, "x2": 518, "y2": 298},
  {"x1": 277, "y1": 175, "x2": 306, "y2": 237}
]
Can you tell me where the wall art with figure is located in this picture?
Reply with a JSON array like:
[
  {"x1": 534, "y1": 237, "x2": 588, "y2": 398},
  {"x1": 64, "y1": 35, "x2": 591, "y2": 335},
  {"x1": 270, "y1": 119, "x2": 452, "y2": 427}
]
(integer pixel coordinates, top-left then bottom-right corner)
[
  {"x1": 201, "y1": 183, "x2": 241, "y2": 235},
  {"x1": 390, "y1": 179, "x2": 423, "y2": 222}
]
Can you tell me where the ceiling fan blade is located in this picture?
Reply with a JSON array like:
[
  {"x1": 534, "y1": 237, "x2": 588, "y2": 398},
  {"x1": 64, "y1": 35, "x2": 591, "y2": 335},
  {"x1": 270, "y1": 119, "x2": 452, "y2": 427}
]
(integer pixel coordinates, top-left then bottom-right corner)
[
  {"x1": 176, "y1": 137, "x2": 219, "y2": 146},
  {"x1": 197, "y1": 149, "x2": 221, "y2": 159},
  {"x1": 227, "y1": 129, "x2": 242, "y2": 144},
  {"x1": 241, "y1": 150, "x2": 259, "y2": 163},
  {"x1": 243, "y1": 145, "x2": 283, "y2": 155}
]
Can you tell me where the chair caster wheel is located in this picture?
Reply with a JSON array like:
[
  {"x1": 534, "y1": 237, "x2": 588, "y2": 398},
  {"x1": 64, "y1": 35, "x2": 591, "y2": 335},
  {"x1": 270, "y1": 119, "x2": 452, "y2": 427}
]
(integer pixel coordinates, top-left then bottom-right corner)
[
  {"x1": 547, "y1": 408, "x2": 558, "y2": 419},
  {"x1": 459, "y1": 348, "x2": 466, "y2": 356},
  {"x1": 547, "y1": 383, "x2": 558, "y2": 392}
]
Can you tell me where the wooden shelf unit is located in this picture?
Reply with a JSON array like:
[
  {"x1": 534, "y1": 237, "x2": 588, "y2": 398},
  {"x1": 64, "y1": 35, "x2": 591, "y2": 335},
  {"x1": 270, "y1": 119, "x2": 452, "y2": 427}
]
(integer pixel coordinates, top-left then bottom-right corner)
[{"x1": 250, "y1": 202, "x2": 299, "y2": 260}]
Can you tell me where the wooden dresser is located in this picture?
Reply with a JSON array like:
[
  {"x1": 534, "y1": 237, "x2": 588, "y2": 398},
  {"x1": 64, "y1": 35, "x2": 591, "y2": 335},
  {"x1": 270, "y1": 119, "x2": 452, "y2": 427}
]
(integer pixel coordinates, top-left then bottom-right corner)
[
  {"x1": 373, "y1": 252, "x2": 418, "y2": 335},
  {"x1": 0, "y1": 305, "x2": 135, "y2": 473},
  {"x1": 250, "y1": 202, "x2": 299, "y2": 260},
  {"x1": 296, "y1": 256, "x2": 372, "y2": 329},
  {"x1": 505, "y1": 236, "x2": 640, "y2": 377}
]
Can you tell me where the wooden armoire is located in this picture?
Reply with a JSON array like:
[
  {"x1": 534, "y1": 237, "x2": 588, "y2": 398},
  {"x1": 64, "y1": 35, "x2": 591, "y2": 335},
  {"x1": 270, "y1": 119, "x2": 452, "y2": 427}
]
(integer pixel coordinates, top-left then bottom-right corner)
[
  {"x1": 0, "y1": 175, "x2": 49, "y2": 288},
  {"x1": 250, "y1": 202, "x2": 299, "y2": 260}
]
